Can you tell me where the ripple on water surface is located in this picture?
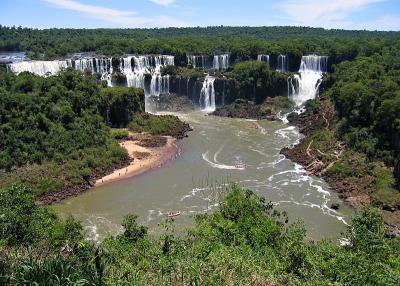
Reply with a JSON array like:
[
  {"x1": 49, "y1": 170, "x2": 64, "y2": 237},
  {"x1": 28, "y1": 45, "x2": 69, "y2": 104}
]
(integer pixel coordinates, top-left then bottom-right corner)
[{"x1": 54, "y1": 112, "x2": 352, "y2": 242}]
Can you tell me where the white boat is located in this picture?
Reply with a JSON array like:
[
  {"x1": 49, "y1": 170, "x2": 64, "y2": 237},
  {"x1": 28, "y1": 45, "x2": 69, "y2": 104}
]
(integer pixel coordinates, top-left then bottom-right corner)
[
  {"x1": 235, "y1": 163, "x2": 246, "y2": 170},
  {"x1": 165, "y1": 211, "x2": 181, "y2": 217}
]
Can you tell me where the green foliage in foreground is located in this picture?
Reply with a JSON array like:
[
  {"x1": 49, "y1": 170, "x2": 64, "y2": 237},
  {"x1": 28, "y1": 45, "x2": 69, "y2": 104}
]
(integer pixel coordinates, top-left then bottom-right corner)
[
  {"x1": 128, "y1": 113, "x2": 188, "y2": 137},
  {"x1": 1, "y1": 184, "x2": 400, "y2": 285}
]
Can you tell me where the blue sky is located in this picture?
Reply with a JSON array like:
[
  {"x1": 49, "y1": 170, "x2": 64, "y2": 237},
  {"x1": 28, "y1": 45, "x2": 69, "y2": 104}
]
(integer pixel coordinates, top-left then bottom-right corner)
[{"x1": 1, "y1": 0, "x2": 399, "y2": 31}]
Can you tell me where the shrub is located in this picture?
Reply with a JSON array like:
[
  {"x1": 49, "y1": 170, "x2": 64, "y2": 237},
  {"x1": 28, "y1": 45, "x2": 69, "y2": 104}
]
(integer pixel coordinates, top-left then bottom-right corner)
[
  {"x1": 111, "y1": 129, "x2": 129, "y2": 140},
  {"x1": 122, "y1": 214, "x2": 148, "y2": 243}
]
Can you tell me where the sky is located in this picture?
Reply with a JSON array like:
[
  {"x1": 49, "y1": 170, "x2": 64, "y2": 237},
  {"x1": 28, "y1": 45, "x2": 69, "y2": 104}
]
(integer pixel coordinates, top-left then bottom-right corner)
[{"x1": 0, "y1": 0, "x2": 399, "y2": 31}]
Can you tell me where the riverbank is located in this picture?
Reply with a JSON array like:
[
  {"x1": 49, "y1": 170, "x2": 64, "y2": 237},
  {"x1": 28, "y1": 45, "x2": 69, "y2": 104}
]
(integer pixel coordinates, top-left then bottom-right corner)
[
  {"x1": 95, "y1": 133, "x2": 179, "y2": 187},
  {"x1": 280, "y1": 96, "x2": 400, "y2": 237},
  {"x1": 38, "y1": 133, "x2": 181, "y2": 205}
]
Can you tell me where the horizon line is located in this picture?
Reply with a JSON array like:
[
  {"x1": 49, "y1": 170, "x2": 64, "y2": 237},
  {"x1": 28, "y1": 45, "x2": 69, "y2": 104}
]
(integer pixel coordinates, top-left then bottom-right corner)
[{"x1": 1, "y1": 24, "x2": 399, "y2": 33}]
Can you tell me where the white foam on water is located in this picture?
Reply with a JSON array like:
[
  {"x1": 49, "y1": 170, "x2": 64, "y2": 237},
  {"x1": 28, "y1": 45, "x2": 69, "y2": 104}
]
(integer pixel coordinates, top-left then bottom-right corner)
[
  {"x1": 277, "y1": 111, "x2": 289, "y2": 124},
  {"x1": 267, "y1": 163, "x2": 306, "y2": 182},
  {"x1": 213, "y1": 143, "x2": 226, "y2": 163},
  {"x1": 147, "y1": 209, "x2": 157, "y2": 222},
  {"x1": 84, "y1": 216, "x2": 122, "y2": 243},
  {"x1": 249, "y1": 148, "x2": 270, "y2": 158},
  {"x1": 275, "y1": 126, "x2": 298, "y2": 139},
  {"x1": 276, "y1": 200, "x2": 347, "y2": 224},
  {"x1": 257, "y1": 154, "x2": 286, "y2": 169},
  {"x1": 202, "y1": 151, "x2": 237, "y2": 170}
]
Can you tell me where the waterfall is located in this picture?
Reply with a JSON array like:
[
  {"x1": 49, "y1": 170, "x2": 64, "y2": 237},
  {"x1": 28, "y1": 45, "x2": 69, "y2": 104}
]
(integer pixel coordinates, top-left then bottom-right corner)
[
  {"x1": 73, "y1": 57, "x2": 113, "y2": 82},
  {"x1": 276, "y1": 55, "x2": 288, "y2": 72},
  {"x1": 74, "y1": 58, "x2": 94, "y2": 73},
  {"x1": 257, "y1": 54, "x2": 269, "y2": 64},
  {"x1": 120, "y1": 56, "x2": 145, "y2": 90},
  {"x1": 150, "y1": 74, "x2": 170, "y2": 97},
  {"x1": 7, "y1": 54, "x2": 174, "y2": 112},
  {"x1": 213, "y1": 54, "x2": 229, "y2": 70},
  {"x1": 7, "y1": 57, "x2": 113, "y2": 79},
  {"x1": 199, "y1": 75, "x2": 216, "y2": 112},
  {"x1": 288, "y1": 55, "x2": 328, "y2": 106},
  {"x1": 119, "y1": 55, "x2": 174, "y2": 96},
  {"x1": 222, "y1": 79, "x2": 226, "y2": 106},
  {"x1": 187, "y1": 55, "x2": 207, "y2": 69},
  {"x1": 7, "y1": 60, "x2": 70, "y2": 76}
]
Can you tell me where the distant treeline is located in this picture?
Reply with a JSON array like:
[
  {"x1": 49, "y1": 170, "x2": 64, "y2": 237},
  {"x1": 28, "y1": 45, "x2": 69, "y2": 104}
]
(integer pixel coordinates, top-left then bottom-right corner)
[{"x1": 1, "y1": 25, "x2": 399, "y2": 68}]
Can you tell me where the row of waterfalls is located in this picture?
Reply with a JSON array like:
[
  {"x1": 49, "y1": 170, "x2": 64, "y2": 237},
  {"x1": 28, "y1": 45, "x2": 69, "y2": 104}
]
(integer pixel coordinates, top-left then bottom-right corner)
[
  {"x1": 6, "y1": 54, "x2": 328, "y2": 112},
  {"x1": 185, "y1": 55, "x2": 228, "y2": 111},
  {"x1": 194, "y1": 54, "x2": 328, "y2": 111},
  {"x1": 257, "y1": 54, "x2": 288, "y2": 72},
  {"x1": 186, "y1": 53, "x2": 289, "y2": 72},
  {"x1": 7, "y1": 55, "x2": 174, "y2": 110},
  {"x1": 186, "y1": 54, "x2": 230, "y2": 70}
]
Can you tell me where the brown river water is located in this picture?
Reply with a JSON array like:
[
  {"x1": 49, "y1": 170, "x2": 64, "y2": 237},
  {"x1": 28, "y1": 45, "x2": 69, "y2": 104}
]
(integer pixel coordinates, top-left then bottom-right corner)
[{"x1": 55, "y1": 111, "x2": 352, "y2": 242}]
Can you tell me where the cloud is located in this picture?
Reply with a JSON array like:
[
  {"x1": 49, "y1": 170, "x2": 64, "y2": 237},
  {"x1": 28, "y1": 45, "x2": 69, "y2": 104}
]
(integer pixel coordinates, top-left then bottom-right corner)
[
  {"x1": 358, "y1": 15, "x2": 400, "y2": 31},
  {"x1": 42, "y1": 0, "x2": 185, "y2": 27},
  {"x1": 149, "y1": 0, "x2": 175, "y2": 6},
  {"x1": 278, "y1": 0, "x2": 386, "y2": 28}
]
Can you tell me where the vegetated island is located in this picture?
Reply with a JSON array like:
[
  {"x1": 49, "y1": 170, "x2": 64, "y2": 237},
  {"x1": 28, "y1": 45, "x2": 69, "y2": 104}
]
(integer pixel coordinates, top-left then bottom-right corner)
[{"x1": 0, "y1": 70, "x2": 191, "y2": 205}]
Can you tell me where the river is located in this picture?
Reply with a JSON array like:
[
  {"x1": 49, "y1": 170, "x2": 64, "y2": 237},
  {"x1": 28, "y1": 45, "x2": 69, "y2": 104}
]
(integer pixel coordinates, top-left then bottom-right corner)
[{"x1": 54, "y1": 111, "x2": 352, "y2": 242}]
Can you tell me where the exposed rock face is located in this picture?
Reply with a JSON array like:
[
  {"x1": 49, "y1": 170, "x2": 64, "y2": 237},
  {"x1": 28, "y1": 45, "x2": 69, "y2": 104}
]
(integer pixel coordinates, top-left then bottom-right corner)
[
  {"x1": 148, "y1": 93, "x2": 196, "y2": 112},
  {"x1": 330, "y1": 203, "x2": 340, "y2": 210},
  {"x1": 281, "y1": 95, "x2": 400, "y2": 237},
  {"x1": 286, "y1": 96, "x2": 336, "y2": 136},
  {"x1": 168, "y1": 75, "x2": 288, "y2": 109},
  {"x1": 169, "y1": 76, "x2": 204, "y2": 104},
  {"x1": 111, "y1": 70, "x2": 127, "y2": 86},
  {"x1": 212, "y1": 99, "x2": 273, "y2": 120}
]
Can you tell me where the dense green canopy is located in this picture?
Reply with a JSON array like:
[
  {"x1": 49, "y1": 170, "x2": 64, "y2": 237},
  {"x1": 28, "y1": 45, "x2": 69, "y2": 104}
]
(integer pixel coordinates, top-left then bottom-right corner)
[
  {"x1": 1, "y1": 184, "x2": 399, "y2": 285},
  {"x1": 1, "y1": 26, "x2": 399, "y2": 68}
]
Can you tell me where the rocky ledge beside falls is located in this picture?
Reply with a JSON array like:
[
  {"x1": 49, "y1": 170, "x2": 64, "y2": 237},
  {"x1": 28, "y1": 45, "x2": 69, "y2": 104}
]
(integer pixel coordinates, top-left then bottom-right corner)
[{"x1": 280, "y1": 95, "x2": 400, "y2": 238}]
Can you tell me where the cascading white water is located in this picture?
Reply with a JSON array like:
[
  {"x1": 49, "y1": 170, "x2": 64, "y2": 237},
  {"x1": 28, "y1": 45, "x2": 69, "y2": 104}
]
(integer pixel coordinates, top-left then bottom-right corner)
[
  {"x1": 276, "y1": 54, "x2": 288, "y2": 72},
  {"x1": 74, "y1": 58, "x2": 94, "y2": 73},
  {"x1": 8, "y1": 57, "x2": 113, "y2": 79},
  {"x1": 150, "y1": 55, "x2": 173, "y2": 97},
  {"x1": 7, "y1": 60, "x2": 70, "y2": 76},
  {"x1": 8, "y1": 55, "x2": 174, "y2": 112},
  {"x1": 187, "y1": 55, "x2": 207, "y2": 69},
  {"x1": 73, "y1": 57, "x2": 113, "y2": 83},
  {"x1": 257, "y1": 54, "x2": 270, "y2": 64},
  {"x1": 120, "y1": 56, "x2": 145, "y2": 90},
  {"x1": 213, "y1": 54, "x2": 229, "y2": 70},
  {"x1": 120, "y1": 55, "x2": 174, "y2": 97},
  {"x1": 199, "y1": 75, "x2": 216, "y2": 112},
  {"x1": 288, "y1": 55, "x2": 328, "y2": 106},
  {"x1": 150, "y1": 74, "x2": 170, "y2": 97}
]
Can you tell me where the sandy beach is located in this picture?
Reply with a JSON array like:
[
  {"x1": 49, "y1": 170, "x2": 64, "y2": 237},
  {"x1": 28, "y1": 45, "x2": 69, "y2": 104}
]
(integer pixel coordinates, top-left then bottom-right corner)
[{"x1": 95, "y1": 134, "x2": 179, "y2": 187}]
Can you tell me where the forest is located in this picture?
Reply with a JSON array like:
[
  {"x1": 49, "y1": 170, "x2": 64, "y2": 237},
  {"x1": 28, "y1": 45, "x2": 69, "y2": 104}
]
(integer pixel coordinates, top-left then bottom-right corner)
[
  {"x1": 1, "y1": 25, "x2": 399, "y2": 69},
  {"x1": 328, "y1": 42, "x2": 400, "y2": 182},
  {"x1": 1, "y1": 25, "x2": 400, "y2": 285},
  {"x1": 0, "y1": 69, "x2": 185, "y2": 200}
]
